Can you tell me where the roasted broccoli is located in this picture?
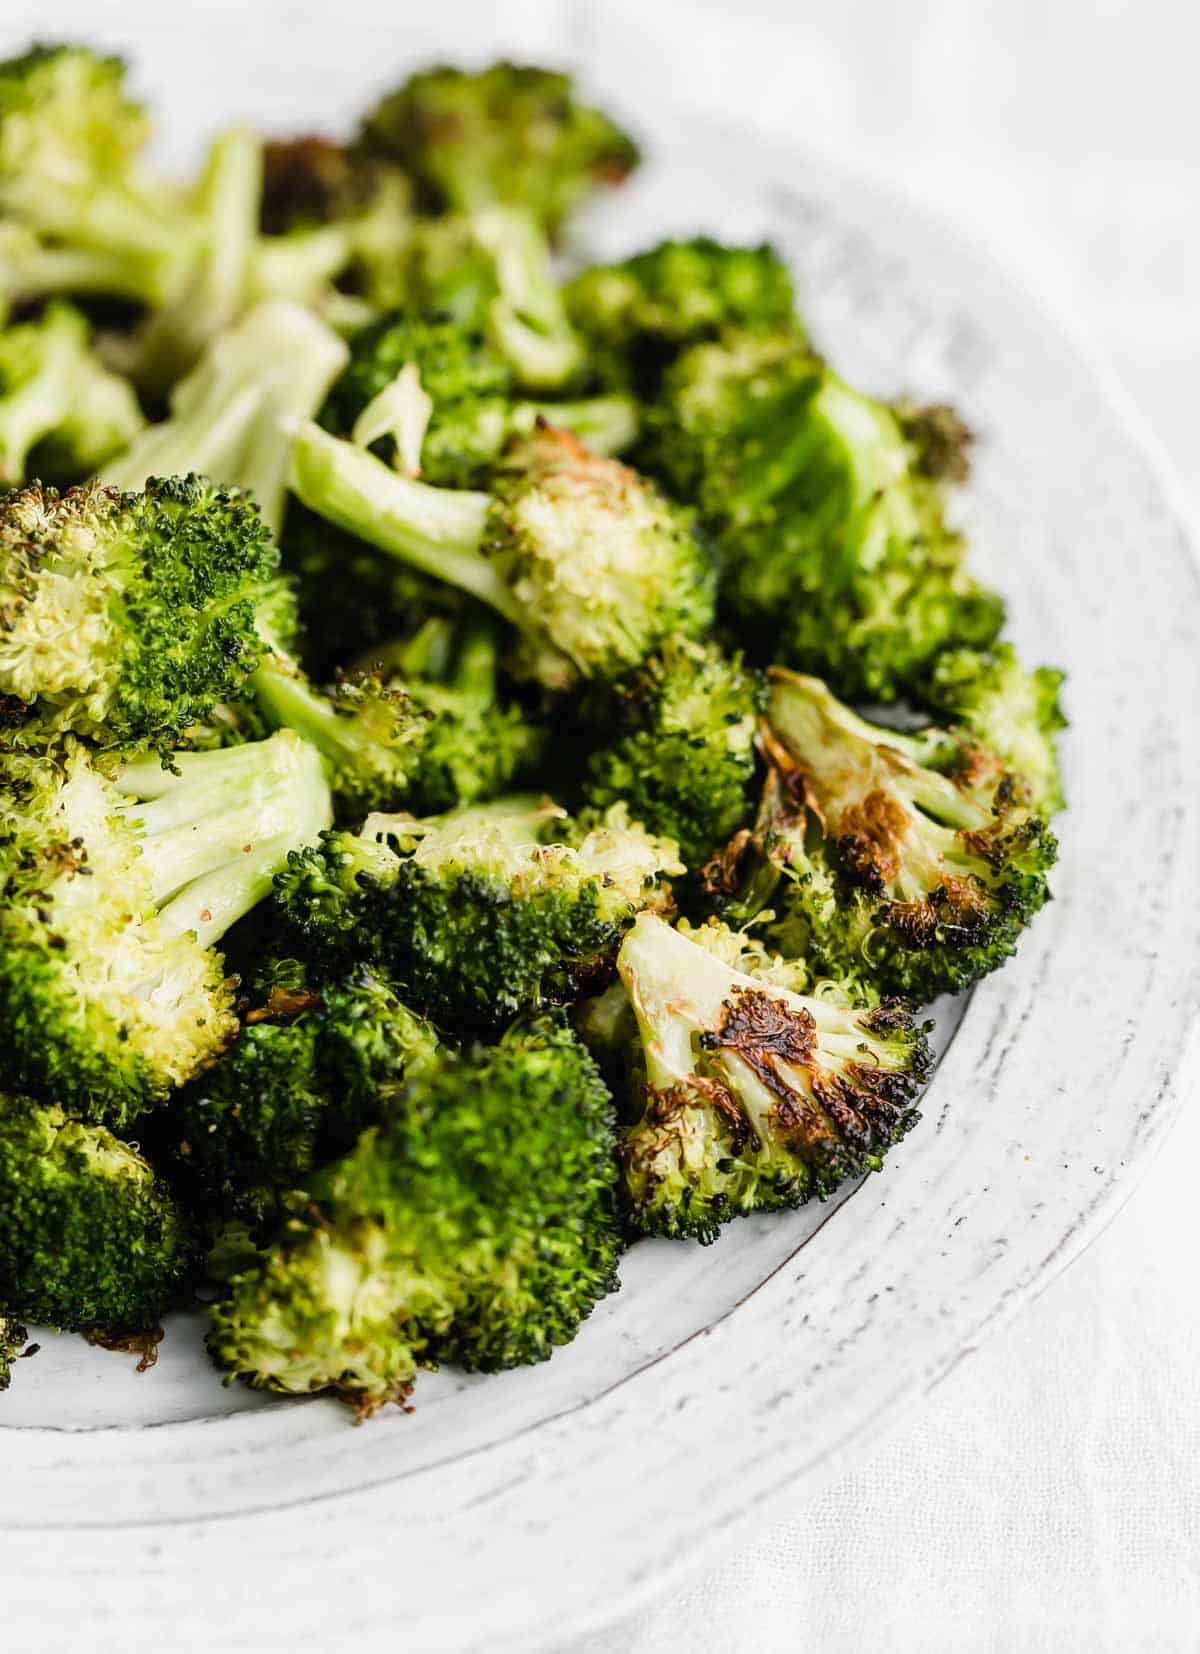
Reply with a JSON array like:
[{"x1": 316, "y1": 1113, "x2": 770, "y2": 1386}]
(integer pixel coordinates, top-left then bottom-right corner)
[
  {"x1": 358, "y1": 62, "x2": 639, "y2": 236},
  {"x1": 730, "y1": 668, "x2": 1059, "y2": 1002},
  {"x1": 644, "y1": 331, "x2": 1004, "y2": 699},
  {"x1": 274, "y1": 796, "x2": 682, "y2": 1024},
  {"x1": 208, "y1": 1014, "x2": 622, "y2": 1413},
  {"x1": 319, "y1": 309, "x2": 636, "y2": 488},
  {"x1": 567, "y1": 237, "x2": 801, "y2": 391},
  {"x1": 0, "y1": 1310, "x2": 30, "y2": 1390},
  {"x1": 289, "y1": 419, "x2": 715, "y2": 690},
  {"x1": 613, "y1": 913, "x2": 929, "y2": 1240},
  {"x1": 168, "y1": 955, "x2": 437, "y2": 1233},
  {"x1": 0, "y1": 474, "x2": 284, "y2": 752},
  {"x1": 581, "y1": 636, "x2": 763, "y2": 870},
  {"x1": 0, "y1": 730, "x2": 331, "y2": 1124},
  {"x1": 0, "y1": 1096, "x2": 196, "y2": 1331}
]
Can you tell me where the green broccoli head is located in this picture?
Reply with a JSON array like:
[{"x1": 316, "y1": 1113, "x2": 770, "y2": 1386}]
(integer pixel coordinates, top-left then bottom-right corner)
[
  {"x1": 567, "y1": 239, "x2": 800, "y2": 390},
  {"x1": 0, "y1": 731, "x2": 332, "y2": 1126},
  {"x1": 0, "y1": 1096, "x2": 197, "y2": 1332},
  {"x1": 259, "y1": 134, "x2": 410, "y2": 235},
  {"x1": 614, "y1": 913, "x2": 929, "y2": 1241},
  {"x1": 169, "y1": 955, "x2": 438, "y2": 1233},
  {"x1": 582, "y1": 636, "x2": 763, "y2": 870},
  {"x1": 207, "y1": 1014, "x2": 622, "y2": 1413},
  {"x1": 358, "y1": 62, "x2": 639, "y2": 235},
  {"x1": 0, "y1": 45, "x2": 197, "y2": 306},
  {"x1": 740, "y1": 669, "x2": 1058, "y2": 1002},
  {"x1": 288, "y1": 418, "x2": 716, "y2": 690},
  {"x1": 917, "y1": 643, "x2": 1067, "y2": 819},
  {"x1": 274, "y1": 795, "x2": 683, "y2": 1025},
  {"x1": 0, "y1": 475, "x2": 281, "y2": 753},
  {"x1": 647, "y1": 334, "x2": 1004, "y2": 700},
  {"x1": 0, "y1": 1309, "x2": 30, "y2": 1391}
]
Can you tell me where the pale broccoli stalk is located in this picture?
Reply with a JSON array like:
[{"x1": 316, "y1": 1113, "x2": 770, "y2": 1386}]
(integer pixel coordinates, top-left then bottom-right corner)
[
  {"x1": 102, "y1": 299, "x2": 348, "y2": 534},
  {"x1": 472, "y1": 205, "x2": 581, "y2": 390},
  {"x1": 616, "y1": 913, "x2": 930, "y2": 1240},
  {"x1": 0, "y1": 730, "x2": 332, "y2": 1125},
  {"x1": 288, "y1": 418, "x2": 714, "y2": 690}
]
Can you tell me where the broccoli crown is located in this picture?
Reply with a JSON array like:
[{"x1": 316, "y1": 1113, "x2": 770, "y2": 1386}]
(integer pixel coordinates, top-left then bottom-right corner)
[
  {"x1": 0, "y1": 1309, "x2": 29, "y2": 1390},
  {"x1": 747, "y1": 669, "x2": 1058, "y2": 1001},
  {"x1": 170, "y1": 955, "x2": 438, "y2": 1232},
  {"x1": 566, "y1": 239, "x2": 800, "y2": 390},
  {"x1": 207, "y1": 1014, "x2": 622, "y2": 1412},
  {"x1": 0, "y1": 731, "x2": 332, "y2": 1125},
  {"x1": 614, "y1": 913, "x2": 929, "y2": 1241},
  {"x1": 0, "y1": 1096, "x2": 196, "y2": 1331},
  {"x1": 487, "y1": 423, "x2": 716, "y2": 688},
  {"x1": 274, "y1": 796, "x2": 683, "y2": 1025},
  {"x1": 581, "y1": 635, "x2": 763, "y2": 870},
  {"x1": 358, "y1": 62, "x2": 639, "y2": 235},
  {"x1": 0, "y1": 475, "x2": 279, "y2": 752},
  {"x1": 259, "y1": 135, "x2": 410, "y2": 235},
  {"x1": 917, "y1": 643, "x2": 1067, "y2": 819},
  {"x1": 320, "y1": 310, "x2": 516, "y2": 487},
  {"x1": 647, "y1": 335, "x2": 1004, "y2": 701}
]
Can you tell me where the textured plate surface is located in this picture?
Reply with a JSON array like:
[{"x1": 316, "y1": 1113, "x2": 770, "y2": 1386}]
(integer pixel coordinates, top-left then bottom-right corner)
[{"x1": 3, "y1": 71, "x2": 1199, "y2": 1654}]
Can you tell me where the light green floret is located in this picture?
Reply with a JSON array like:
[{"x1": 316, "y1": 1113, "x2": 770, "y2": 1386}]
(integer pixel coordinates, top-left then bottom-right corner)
[
  {"x1": 732, "y1": 668, "x2": 1059, "y2": 1003},
  {"x1": 0, "y1": 730, "x2": 331, "y2": 1125},
  {"x1": 274, "y1": 795, "x2": 682, "y2": 1025},
  {"x1": 0, "y1": 1097, "x2": 196, "y2": 1332},
  {"x1": 208, "y1": 1015, "x2": 622, "y2": 1415},
  {"x1": 289, "y1": 418, "x2": 715, "y2": 691},
  {"x1": 614, "y1": 914, "x2": 930, "y2": 1241}
]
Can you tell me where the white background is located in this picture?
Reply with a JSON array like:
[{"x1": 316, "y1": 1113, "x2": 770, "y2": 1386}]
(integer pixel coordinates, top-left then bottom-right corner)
[{"x1": 2, "y1": 4, "x2": 1197, "y2": 1648}]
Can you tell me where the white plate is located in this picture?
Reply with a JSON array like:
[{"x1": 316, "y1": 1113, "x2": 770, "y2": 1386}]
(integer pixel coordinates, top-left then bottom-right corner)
[{"x1": 3, "y1": 74, "x2": 1200, "y2": 1654}]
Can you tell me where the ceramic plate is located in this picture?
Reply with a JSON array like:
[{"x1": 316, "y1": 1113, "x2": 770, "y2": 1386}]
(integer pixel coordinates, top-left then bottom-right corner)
[{"x1": 3, "y1": 56, "x2": 1200, "y2": 1654}]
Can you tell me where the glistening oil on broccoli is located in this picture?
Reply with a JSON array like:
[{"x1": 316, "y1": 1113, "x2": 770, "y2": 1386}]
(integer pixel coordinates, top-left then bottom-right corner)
[{"x1": 0, "y1": 45, "x2": 1064, "y2": 1418}]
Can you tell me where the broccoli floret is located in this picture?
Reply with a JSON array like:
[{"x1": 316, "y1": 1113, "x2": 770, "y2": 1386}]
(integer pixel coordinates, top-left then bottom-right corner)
[
  {"x1": 581, "y1": 636, "x2": 763, "y2": 870},
  {"x1": 0, "y1": 1096, "x2": 197, "y2": 1331},
  {"x1": 0, "y1": 730, "x2": 332, "y2": 1125},
  {"x1": 735, "y1": 669, "x2": 1058, "y2": 1002},
  {"x1": 207, "y1": 1014, "x2": 622, "y2": 1413},
  {"x1": 0, "y1": 1310, "x2": 30, "y2": 1390},
  {"x1": 318, "y1": 310, "x2": 637, "y2": 488},
  {"x1": 646, "y1": 332, "x2": 1004, "y2": 700},
  {"x1": 0, "y1": 301, "x2": 123, "y2": 485},
  {"x1": 917, "y1": 643, "x2": 1067, "y2": 819},
  {"x1": 0, "y1": 45, "x2": 199, "y2": 308},
  {"x1": 613, "y1": 913, "x2": 930, "y2": 1241},
  {"x1": 260, "y1": 135, "x2": 410, "y2": 235},
  {"x1": 169, "y1": 956, "x2": 438, "y2": 1233},
  {"x1": 0, "y1": 474, "x2": 285, "y2": 752},
  {"x1": 358, "y1": 62, "x2": 639, "y2": 236},
  {"x1": 274, "y1": 796, "x2": 682, "y2": 1025},
  {"x1": 102, "y1": 299, "x2": 349, "y2": 535},
  {"x1": 289, "y1": 419, "x2": 715, "y2": 690},
  {"x1": 567, "y1": 238, "x2": 801, "y2": 392}
]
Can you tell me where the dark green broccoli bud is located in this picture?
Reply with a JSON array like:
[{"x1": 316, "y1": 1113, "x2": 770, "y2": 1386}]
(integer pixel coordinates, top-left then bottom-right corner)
[
  {"x1": 0, "y1": 474, "x2": 284, "y2": 753},
  {"x1": 916, "y1": 643, "x2": 1067, "y2": 819},
  {"x1": 274, "y1": 796, "x2": 682, "y2": 1025},
  {"x1": 0, "y1": 45, "x2": 200, "y2": 308},
  {"x1": 0, "y1": 300, "x2": 142, "y2": 484},
  {"x1": 102, "y1": 298, "x2": 349, "y2": 536},
  {"x1": 0, "y1": 1097, "x2": 197, "y2": 1332},
  {"x1": 279, "y1": 501, "x2": 465, "y2": 679},
  {"x1": 0, "y1": 730, "x2": 332, "y2": 1125},
  {"x1": 0, "y1": 1310, "x2": 31, "y2": 1390},
  {"x1": 581, "y1": 636, "x2": 763, "y2": 870},
  {"x1": 318, "y1": 309, "x2": 636, "y2": 488},
  {"x1": 566, "y1": 238, "x2": 801, "y2": 391},
  {"x1": 208, "y1": 1014, "x2": 622, "y2": 1413},
  {"x1": 358, "y1": 61, "x2": 639, "y2": 236},
  {"x1": 737, "y1": 669, "x2": 1058, "y2": 1002},
  {"x1": 169, "y1": 957, "x2": 438, "y2": 1233},
  {"x1": 289, "y1": 419, "x2": 715, "y2": 691},
  {"x1": 645, "y1": 332, "x2": 1004, "y2": 699},
  {"x1": 894, "y1": 399, "x2": 974, "y2": 483},
  {"x1": 614, "y1": 913, "x2": 930, "y2": 1241}
]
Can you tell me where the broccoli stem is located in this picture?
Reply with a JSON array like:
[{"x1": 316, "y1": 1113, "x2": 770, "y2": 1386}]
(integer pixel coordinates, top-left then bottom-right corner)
[
  {"x1": 0, "y1": 302, "x2": 88, "y2": 483},
  {"x1": 513, "y1": 392, "x2": 636, "y2": 456},
  {"x1": 445, "y1": 611, "x2": 501, "y2": 703},
  {"x1": 473, "y1": 205, "x2": 582, "y2": 390},
  {"x1": 288, "y1": 419, "x2": 518, "y2": 623}
]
